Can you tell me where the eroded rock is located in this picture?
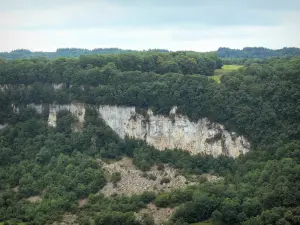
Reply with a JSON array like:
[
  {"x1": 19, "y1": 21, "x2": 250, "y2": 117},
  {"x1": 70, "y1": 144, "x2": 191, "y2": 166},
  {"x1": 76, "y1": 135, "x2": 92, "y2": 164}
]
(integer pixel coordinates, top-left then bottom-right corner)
[
  {"x1": 14, "y1": 103, "x2": 250, "y2": 158},
  {"x1": 100, "y1": 158, "x2": 189, "y2": 197},
  {"x1": 98, "y1": 105, "x2": 250, "y2": 158}
]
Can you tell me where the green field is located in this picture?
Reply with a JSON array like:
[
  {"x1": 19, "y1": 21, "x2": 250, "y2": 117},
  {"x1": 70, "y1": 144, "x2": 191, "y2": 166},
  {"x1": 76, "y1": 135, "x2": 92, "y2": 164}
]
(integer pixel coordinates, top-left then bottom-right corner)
[
  {"x1": 210, "y1": 65, "x2": 243, "y2": 83},
  {"x1": 222, "y1": 65, "x2": 244, "y2": 70}
]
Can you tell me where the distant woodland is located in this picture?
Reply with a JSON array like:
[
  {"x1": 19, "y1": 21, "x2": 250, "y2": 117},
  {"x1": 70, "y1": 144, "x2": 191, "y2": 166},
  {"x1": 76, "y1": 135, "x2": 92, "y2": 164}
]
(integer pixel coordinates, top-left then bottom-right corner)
[{"x1": 1, "y1": 47, "x2": 300, "y2": 61}]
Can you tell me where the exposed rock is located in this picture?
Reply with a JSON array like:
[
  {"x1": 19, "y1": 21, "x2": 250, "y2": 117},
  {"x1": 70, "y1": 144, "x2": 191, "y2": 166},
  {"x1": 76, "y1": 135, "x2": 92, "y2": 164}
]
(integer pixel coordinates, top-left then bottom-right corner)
[
  {"x1": 52, "y1": 83, "x2": 64, "y2": 90},
  {"x1": 78, "y1": 198, "x2": 88, "y2": 208},
  {"x1": 205, "y1": 174, "x2": 223, "y2": 182},
  {"x1": 0, "y1": 124, "x2": 8, "y2": 130},
  {"x1": 52, "y1": 214, "x2": 78, "y2": 225},
  {"x1": 0, "y1": 84, "x2": 10, "y2": 92},
  {"x1": 12, "y1": 186, "x2": 19, "y2": 193},
  {"x1": 100, "y1": 158, "x2": 189, "y2": 197},
  {"x1": 28, "y1": 103, "x2": 45, "y2": 114},
  {"x1": 136, "y1": 203, "x2": 173, "y2": 225},
  {"x1": 16, "y1": 103, "x2": 250, "y2": 158},
  {"x1": 26, "y1": 195, "x2": 42, "y2": 203},
  {"x1": 11, "y1": 103, "x2": 20, "y2": 113},
  {"x1": 48, "y1": 103, "x2": 85, "y2": 127},
  {"x1": 97, "y1": 105, "x2": 250, "y2": 158}
]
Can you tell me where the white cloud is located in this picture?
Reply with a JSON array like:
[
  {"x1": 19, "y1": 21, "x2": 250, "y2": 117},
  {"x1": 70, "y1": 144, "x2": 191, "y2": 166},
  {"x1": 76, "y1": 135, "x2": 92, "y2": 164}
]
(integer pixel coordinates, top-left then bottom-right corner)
[
  {"x1": 1, "y1": 22, "x2": 300, "y2": 52},
  {"x1": 0, "y1": 0, "x2": 299, "y2": 51},
  {"x1": 0, "y1": 1, "x2": 124, "y2": 29}
]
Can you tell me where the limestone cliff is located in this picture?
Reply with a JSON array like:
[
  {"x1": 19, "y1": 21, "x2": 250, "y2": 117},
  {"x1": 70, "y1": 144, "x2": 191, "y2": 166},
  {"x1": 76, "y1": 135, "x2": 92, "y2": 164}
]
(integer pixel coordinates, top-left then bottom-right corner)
[
  {"x1": 24, "y1": 103, "x2": 250, "y2": 158},
  {"x1": 0, "y1": 124, "x2": 8, "y2": 130},
  {"x1": 47, "y1": 104, "x2": 85, "y2": 127},
  {"x1": 97, "y1": 105, "x2": 249, "y2": 158}
]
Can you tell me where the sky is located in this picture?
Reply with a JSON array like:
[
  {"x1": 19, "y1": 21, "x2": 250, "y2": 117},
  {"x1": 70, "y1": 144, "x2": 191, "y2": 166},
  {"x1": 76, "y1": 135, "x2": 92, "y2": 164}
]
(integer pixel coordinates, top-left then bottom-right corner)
[{"x1": 1, "y1": 0, "x2": 300, "y2": 52}]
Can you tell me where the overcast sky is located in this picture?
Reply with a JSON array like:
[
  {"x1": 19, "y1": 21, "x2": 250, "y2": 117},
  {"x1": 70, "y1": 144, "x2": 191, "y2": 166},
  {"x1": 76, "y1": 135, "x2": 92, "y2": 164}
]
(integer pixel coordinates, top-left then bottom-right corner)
[{"x1": 1, "y1": 0, "x2": 300, "y2": 52}]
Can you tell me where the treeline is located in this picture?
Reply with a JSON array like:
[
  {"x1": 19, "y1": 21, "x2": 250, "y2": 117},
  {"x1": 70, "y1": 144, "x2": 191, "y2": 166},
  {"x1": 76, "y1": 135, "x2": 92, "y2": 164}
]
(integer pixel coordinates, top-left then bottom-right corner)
[
  {"x1": 0, "y1": 51, "x2": 222, "y2": 83},
  {"x1": 0, "y1": 48, "x2": 137, "y2": 60},
  {"x1": 218, "y1": 47, "x2": 300, "y2": 59},
  {"x1": 3, "y1": 47, "x2": 300, "y2": 61},
  {"x1": 0, "y1": 48, "x2": 166, "y2": 60}
]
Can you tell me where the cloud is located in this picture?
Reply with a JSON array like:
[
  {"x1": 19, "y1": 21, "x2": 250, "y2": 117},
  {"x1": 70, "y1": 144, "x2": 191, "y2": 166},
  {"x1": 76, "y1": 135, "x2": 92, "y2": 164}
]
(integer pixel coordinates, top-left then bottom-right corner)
[{"x1": 0, "y1": 0, "x2": 300, "y2": 51}]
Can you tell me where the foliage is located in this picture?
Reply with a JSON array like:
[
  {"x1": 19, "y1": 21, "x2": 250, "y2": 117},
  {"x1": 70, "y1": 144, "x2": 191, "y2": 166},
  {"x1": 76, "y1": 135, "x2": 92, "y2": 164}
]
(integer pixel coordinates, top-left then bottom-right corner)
[
  {"x1": 0, "y1": 51, "x2": 220, "y2": 85},
  {"x1": 209, "y1": 65, "x2": 243, "y2": 83},
  {"x1": 218, "y1": 47, "x2": 300, "y2": 58},
  {"x1": 77, "y1": 192, "x2": 155, "y2": 224},
  {"x1": 1, "y1": 54, "x2": 300, "y2": 224},
  {"x1": 111, "y1": 172, "x2": 121, "y2": 184},
  {"x1": 94, "y1": 211, "x2": 140, "y2": 225},
  {"x1": 160, "y1": 177, "x2": 171, "y2": 185},
  {"x1": 0, "y1": 48, "x2": 137, "y2": 60},
  {"x1": 0, "y1": 117, "x2": 108, "y2": 223}
]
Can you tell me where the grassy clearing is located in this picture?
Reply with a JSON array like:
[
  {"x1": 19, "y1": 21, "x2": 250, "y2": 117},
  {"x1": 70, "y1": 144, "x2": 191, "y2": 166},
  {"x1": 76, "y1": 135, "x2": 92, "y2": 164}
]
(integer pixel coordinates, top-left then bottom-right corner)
[
  {"x1": 209, "y1": 75, "x2": 222, "y2": 84},
  {"x1": 209, "y1": 65, "x2": 243, "y2": 84},
  {"x1": 222, "y1": 65, "x2": 243, "y2": 70}
]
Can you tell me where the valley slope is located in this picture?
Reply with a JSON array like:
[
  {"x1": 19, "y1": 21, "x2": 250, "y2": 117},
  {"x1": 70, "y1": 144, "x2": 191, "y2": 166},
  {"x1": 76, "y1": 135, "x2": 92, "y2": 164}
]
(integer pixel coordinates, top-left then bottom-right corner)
[{"x1": 0, "y1": 53, "x2": 300, "y2": 225}]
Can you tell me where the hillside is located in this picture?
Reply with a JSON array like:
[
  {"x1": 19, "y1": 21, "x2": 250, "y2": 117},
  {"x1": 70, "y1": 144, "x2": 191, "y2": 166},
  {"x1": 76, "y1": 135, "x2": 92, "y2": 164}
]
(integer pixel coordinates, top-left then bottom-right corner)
[
  {"x1": 209, "y1": 65, "x2": 243, "y2": 83},
  {"x1": 0, "y1": 54, "x2": 300, "y2": 225},
  {"x1": 2, "y1": 47, "x2": 300, "y2": 61},
  {"x1": 217, "y1": 47, "x2": 300, "y2": 58}
]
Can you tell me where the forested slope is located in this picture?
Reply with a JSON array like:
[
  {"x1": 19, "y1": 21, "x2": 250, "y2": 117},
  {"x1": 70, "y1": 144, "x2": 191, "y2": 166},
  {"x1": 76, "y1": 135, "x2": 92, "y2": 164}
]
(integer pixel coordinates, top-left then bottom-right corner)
[
  {"x1": 1, "y1": 54, "x2": 300, "y2": 225},
  {"x1": 2, "y1": 47, "x2": 300, "y2": 61},
  {"x1": 218, "y1": 47, "x2": 300, "y2": 58},
  {"x1": 0, "y1": 48, "x2": 139, "y2": 60}
]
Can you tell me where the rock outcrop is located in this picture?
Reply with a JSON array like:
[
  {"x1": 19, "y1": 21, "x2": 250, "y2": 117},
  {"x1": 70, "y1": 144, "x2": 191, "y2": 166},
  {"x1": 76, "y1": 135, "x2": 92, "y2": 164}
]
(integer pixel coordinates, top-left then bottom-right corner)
[
  {"x1": 47, "y1": 104, "x2": 85, "y2": 127},
  {"x1": 0, "y1": 124, "x2": 8, "y2": 130},
  {"x1": 100, "y1": 157, "x2": 188, "y2": 197},
  {"x1": 97, "y1": 105, "x2": 250, "y2": 158},
  {"x1": 23, "y1": 103, "x2": 250, "y2": 158}
]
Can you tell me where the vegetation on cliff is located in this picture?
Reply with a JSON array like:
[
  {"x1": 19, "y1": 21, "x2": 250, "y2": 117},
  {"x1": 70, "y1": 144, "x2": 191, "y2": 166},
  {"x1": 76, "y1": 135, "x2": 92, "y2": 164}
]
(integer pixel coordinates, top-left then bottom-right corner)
[{"x1": 1, "y1": 53, "x2": 300, "y2": 224}]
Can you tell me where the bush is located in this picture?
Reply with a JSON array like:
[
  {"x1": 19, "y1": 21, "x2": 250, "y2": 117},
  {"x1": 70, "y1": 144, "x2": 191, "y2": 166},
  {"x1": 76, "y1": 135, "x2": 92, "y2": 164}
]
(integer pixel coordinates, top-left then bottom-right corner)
[
  {"x1": 155, "y1": 193, "x2": 170, "y2": 207},
  {"x1": 148, "y1": 174, "x2": 157, "y2": 181},
  {"x1": 95, "y1": 211, "x2": 140, "y2": 225},
  {"x1": 111, "y1": 172, "x2": 121, "y2": 184},
  {"x1": 157, "y1": 164, "x2": 165, "y2": 171},
  {"x1": 141, "y1": 213, "x2": 155, "y2": 225},
  {"x1": 160, "y1": 177, "x2": 171, "y2": 185},
  {"x1": 199, "y1": 175, "x2": 208, "y2": 183},
  {"x1": 139, "y1": 192, "x2": 156, "y2": 204}
]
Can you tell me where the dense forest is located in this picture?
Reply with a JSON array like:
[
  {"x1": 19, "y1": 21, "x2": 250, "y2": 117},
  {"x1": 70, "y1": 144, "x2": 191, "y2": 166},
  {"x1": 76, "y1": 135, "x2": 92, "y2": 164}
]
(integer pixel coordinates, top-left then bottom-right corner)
[
  {"x1": 1, "y1": 51, "x2": 300, "y2": 225},
  {"x1": 0, "y1": 51, "x2": 221, "y2": 83},
  {"x1": 2, "y1": 47, "x2": 300, "y2": 62},
  {"x1": 218, "y1": 47, "x2": 300, "y2": 59},
  {"x1": 0, "y1": 48, "x2": 169, "y2": 60}
]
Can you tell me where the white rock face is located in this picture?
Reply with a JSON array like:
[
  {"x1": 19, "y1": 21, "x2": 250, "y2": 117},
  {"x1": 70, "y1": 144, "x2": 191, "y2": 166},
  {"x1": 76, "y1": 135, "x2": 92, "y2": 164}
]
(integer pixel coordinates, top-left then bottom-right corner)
[
  {"x1": 97, "y1": 105, "x2": 250, "y2": 158},
  {"x1": 0, "y1": 84, "x2": 10, "y2": 92},
  {"x1": 0, "y1": 124, "x2": 8, "y2": 130},
  {"x1": 19, "y1": 103, "x2": 250, "y2": 158},
  {"x1": 48, "y1": 103, "x2": 85, "y2": 127},
  {"x1": 52, "y1": 83, "x2": 64, "y2": 90},
  {"x1": 27, "y1": 104, "x2": 44, "y2": 114}
]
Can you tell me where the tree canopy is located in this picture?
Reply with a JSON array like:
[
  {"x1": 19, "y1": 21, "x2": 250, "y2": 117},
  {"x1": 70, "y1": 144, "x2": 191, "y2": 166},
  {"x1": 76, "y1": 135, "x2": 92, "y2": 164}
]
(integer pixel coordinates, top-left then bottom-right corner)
[{"x1": 1, "y1": 53, "x2": 300, "y2": 224}]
